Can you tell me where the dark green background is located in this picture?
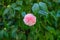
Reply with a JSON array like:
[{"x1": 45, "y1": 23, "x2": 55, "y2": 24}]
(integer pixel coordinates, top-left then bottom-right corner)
[{"x1": 0, "y1": 0, "x2": 60, "y2": 40}]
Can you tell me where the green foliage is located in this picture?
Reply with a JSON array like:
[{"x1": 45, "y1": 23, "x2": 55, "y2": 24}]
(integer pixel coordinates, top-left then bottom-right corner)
[{"x1": 0, "y1": 0, "x2": 60, "y2": 40}]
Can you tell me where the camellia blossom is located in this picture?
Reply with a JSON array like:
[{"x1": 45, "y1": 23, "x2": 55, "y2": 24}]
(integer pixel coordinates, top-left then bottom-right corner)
[{"x1": 23, "y1": 13, "x2": 36, "y2": 26}]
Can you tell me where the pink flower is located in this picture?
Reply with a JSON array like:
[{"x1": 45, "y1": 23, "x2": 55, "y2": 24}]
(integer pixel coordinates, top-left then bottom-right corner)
[{"x1": 23, "y1": 13, "x2": 36, "y2": 26}]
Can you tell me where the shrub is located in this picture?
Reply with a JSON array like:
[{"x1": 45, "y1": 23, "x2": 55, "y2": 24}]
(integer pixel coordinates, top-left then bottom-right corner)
[{"x1": 0, "y1": 0, "x2": 60, "y2": 40}]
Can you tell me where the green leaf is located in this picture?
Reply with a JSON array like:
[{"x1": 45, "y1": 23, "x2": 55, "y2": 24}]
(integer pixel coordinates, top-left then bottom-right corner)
[
  {"x1": 4, "y1": 31, "x2": 9, "y2": 38},
  {"x1": 50, "y1": 11, "x2": 57, "y2": 20},
  {"x1": 21, "y1": 12, "x2": 26, "y2": 17},
  {"x1": 9, "y1": 8, "x2": 15, "y2": 18},
  {"x1": 11, "y1": 27, "x2": 17, "y2": 38},
  {"x1": 38, "y1": 10, "x2": 48, "y2": 15},
  {"x1": 39, "y1": 2, "x2": 48, "y2": 12},
  {"x1": 53, "y1": 0, "x2": 60, "y2": 3},
  {"x1": 11, "y1": 3, "x2": 17, "y2": 9},
  {"x1": 24, "y1": 0, "x2": 32, "y2": 4},
  {"x1": 0, "y1": 30, "x2": 4, "y2": 39},
  {"x1": 45, "y1": 32, "x2": 54, "y2": 40},
  {"x1": 32, "y1": 3, "x2": 40, "y2": 14},
  {"x1": 56, "y1": 10, "x2": 60, "y2": 17},
  {"x1": 46, "y1": 26, "x2": 56, "y2": 35},
  {"x1": 3, "y1": 8, "x2": 9, "y2": 15},
  {"x1": 14, "y1": 7, "x2": 21, "y2": 11},
  {"x1": 17, "y1": 32, "x2": 26, "y2": 40},
  {"x1": 16, "y1": 1, "x2": 23, "y2": 5}
]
